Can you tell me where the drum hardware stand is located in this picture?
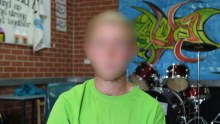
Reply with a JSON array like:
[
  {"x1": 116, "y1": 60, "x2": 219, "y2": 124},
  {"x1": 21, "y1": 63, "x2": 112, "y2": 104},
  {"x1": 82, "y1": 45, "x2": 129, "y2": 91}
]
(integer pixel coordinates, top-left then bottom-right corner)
[
  {"x1": 182, "y1": 43, "x2": 217, "y2": 124},
  {"x1": 211, "y1": 113, "x2": 220, "y2": 124},
  {"x1": 177, "y1": 116, "x2": 187, "y2": 124},
  {"x1": 187, "y1": 44, "x2": 208, "y2": 124}
]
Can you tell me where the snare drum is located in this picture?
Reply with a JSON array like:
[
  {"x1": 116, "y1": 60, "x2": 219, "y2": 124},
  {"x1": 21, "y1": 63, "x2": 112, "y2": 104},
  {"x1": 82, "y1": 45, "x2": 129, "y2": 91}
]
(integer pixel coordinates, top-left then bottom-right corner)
[
  {"x1": 186, "y1": 85, "x2": 210, "y2": 100},
  {"x1": 129, "y1": 62, "x2": 159, "y2": 91},
  {"x1": 166, "y1": 64, "x2": 189, "y2": 92}
]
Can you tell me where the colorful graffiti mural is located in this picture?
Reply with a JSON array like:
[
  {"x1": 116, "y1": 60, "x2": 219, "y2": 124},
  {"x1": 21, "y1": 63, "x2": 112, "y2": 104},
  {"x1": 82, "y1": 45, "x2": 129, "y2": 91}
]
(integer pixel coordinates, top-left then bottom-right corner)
[
  {"x1": 133, "y1": 1, "x2": 220, "y2": 64},
  {"x1": 120, "y1": 0, "x2": 220, "y2": 80}
]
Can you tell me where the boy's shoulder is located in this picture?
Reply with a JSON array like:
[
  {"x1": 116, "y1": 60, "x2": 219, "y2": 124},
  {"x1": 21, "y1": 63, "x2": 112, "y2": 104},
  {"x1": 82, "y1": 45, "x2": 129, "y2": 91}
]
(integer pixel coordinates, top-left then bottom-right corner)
[
  {"x1": 135, "y1": 88, "x2": 161, "y2": 106},
  {"x1": 59, "y1": 79, "x2": 92, "y2": 99}
]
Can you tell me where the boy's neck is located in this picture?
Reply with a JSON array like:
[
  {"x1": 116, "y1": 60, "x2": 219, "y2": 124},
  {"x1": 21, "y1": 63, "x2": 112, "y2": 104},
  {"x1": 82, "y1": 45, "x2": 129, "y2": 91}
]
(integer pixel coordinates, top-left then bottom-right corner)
[{"x1": 94, "y1": 74, "x2": 133, "y2": 96}]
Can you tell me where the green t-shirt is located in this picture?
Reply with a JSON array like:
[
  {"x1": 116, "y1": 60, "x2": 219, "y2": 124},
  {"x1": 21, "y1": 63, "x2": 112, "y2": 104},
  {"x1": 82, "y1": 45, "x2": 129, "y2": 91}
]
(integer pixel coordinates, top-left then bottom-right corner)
[{"x1": 47, "y1": 79, "x2": 165, "y2": 124}]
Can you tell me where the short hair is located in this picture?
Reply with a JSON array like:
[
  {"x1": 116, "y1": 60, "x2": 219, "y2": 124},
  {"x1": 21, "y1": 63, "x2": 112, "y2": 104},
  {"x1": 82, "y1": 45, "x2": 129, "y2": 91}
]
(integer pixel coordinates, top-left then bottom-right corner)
[{"x1": 86, "y1": 10, "x2": 136, "y2": 43}]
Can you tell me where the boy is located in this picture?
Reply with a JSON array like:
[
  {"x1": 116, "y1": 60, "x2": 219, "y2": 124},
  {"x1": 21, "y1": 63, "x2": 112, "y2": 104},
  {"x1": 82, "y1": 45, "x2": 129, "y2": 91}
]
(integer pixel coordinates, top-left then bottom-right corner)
[{"x1": 47, "y1": 10, "x2": 165, "y2": 124}]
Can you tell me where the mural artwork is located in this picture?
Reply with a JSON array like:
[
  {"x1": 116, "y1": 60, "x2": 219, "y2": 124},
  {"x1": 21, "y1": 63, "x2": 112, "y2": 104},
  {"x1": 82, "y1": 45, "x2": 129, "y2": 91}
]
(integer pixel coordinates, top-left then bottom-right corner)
[{"x1": 119, "y1": 0, "x2": 220, "y2": 80}]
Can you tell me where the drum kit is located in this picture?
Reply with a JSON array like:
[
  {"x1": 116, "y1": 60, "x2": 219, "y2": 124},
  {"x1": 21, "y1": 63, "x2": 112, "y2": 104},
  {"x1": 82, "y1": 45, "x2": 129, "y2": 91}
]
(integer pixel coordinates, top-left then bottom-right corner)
[{"x1": 129, "y1": 43, "x2": 217, "y2": 124}]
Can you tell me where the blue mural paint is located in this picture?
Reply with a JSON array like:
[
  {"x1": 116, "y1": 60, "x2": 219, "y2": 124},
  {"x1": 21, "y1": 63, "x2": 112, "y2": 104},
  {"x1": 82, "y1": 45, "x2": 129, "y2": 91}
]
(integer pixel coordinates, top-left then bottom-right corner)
[{"x1": 119, "y1": 0, "x2": 220, "y2": 80}]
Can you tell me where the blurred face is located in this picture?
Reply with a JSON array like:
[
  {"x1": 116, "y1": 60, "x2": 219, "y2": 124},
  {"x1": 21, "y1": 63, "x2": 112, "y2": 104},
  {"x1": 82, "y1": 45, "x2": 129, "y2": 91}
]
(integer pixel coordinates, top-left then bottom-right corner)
[{"x1": 85, "y1": 22, "x2": 136, "y2": 81}]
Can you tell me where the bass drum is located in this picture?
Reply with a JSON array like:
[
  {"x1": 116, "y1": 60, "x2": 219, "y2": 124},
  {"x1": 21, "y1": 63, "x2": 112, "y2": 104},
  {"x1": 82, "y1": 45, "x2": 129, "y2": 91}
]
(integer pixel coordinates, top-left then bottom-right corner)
[
  {"x1": 146, "y1": 91, "x2": 176, "y2": 124},
  {"x1": 147, "y1": 88, "x2": 187, "y2": 124}
]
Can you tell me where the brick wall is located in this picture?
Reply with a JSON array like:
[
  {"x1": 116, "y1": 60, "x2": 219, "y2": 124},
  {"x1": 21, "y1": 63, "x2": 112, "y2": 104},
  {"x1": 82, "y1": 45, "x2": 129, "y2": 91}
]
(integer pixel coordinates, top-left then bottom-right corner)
[
  {"x1": 0, "y1": 0, "x2": 119, "y2": 79},
  {"x1": 0, "y1": 0, "x2": 74, "y2": 123},
  {"x1": 0, "y1": 0, "x2": 119, "y2": 123},
  {"x1": 0, "y1": 1, "x2": 74, "y2": 79}
]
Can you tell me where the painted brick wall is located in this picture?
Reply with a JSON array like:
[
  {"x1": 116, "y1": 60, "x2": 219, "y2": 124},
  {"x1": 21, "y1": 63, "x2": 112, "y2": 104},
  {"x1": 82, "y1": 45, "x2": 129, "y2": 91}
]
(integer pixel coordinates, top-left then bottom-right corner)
[
  {"x1": 0, "y1": 0, "x2": 119, "y2": 123},
  {"x1": 0, "y1": 0, "x2": 74, "y2": 79}
]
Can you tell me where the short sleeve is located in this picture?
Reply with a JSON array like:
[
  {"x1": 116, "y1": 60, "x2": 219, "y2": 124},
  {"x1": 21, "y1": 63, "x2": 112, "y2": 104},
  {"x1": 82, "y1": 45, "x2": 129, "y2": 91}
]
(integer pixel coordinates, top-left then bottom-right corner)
[
  {"x1": 47, "y1": 95, "x2": 70, "y2": 124},
  {"x1": 153, "y1": 103, "x2": 166, "y2": 124}
]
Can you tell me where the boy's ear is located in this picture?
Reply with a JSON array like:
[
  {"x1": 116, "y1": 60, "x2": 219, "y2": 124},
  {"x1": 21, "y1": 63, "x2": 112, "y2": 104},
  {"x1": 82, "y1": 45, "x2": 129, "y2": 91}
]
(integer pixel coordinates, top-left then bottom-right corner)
[
  {"x1": 131, "y1": 44, "x2": 139, "y2": 59},
  {"x1": 134, "y1": 44, "x2": 139, "y2": 55},
  {"x1": 84, "y1": 41, "x2": 90, "y2": 59},
  {"x1": 84, "y1": 41, "x2": 89, "y2": 53},
  {"x1": 127, "y1": 44, "x2": 139, "y2": 62},
  {"x1": 84, "y1": 41, "x2": 87, "y2": 53}
]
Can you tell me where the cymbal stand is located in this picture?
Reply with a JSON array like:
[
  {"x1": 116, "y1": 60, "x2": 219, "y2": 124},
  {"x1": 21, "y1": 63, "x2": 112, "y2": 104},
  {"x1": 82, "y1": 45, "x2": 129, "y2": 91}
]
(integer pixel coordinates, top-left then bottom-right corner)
[{"x1": 187, "y1": 45, "x2": 208, "y2": 124}]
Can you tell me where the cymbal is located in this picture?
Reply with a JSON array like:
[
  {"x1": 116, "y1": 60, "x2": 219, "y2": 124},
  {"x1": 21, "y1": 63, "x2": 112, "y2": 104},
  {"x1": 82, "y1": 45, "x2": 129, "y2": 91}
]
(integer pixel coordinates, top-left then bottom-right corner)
[
  {"x1": 212, "y1": 72, "x2": 220, "y2": 74},
  {"x1": 182, "y1": 42, "x2": 217, "y2": 52}
]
